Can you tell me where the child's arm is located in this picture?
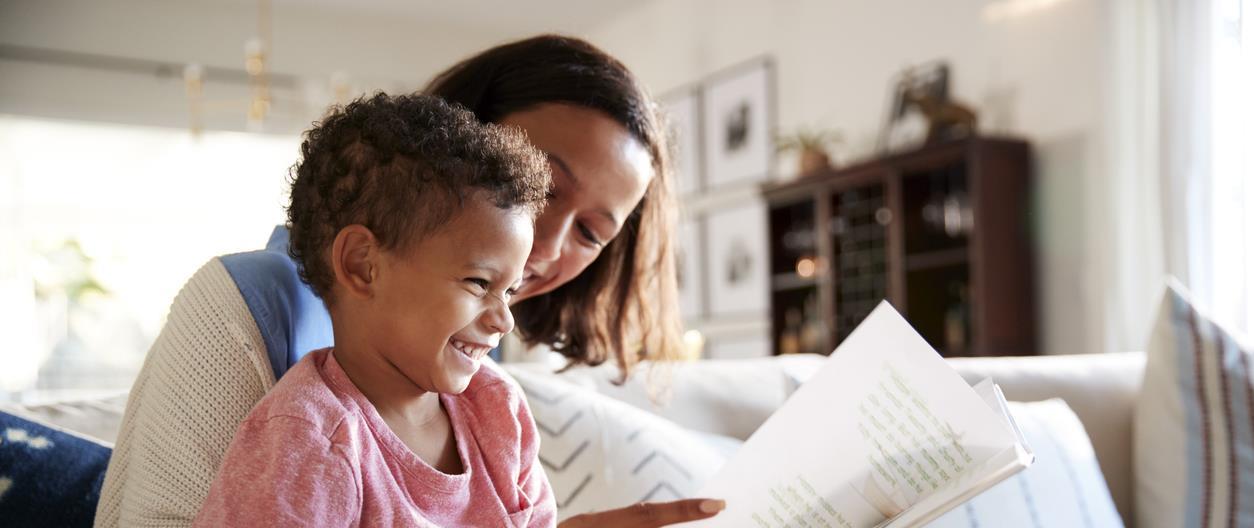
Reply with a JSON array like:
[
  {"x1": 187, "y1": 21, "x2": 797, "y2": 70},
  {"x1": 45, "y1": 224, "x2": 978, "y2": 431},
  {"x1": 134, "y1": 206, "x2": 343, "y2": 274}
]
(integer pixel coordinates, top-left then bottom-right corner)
[{"x1": 193, "y1": 416, "x2": 361, "y2": 527}]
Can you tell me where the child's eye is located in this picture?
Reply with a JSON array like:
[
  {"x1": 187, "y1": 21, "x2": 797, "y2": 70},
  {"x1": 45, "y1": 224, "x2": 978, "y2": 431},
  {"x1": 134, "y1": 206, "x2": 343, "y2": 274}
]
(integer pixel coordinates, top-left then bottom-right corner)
[{"x1": 465, "y1": 278, "x2": 490, "y2": 291}]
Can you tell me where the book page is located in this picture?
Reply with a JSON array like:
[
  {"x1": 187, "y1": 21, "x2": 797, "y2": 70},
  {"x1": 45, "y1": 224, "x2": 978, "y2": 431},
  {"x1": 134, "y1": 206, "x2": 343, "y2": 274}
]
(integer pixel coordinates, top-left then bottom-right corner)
[{"x1": 691, "y1": 302, "x2": 1023, "y2": 528}]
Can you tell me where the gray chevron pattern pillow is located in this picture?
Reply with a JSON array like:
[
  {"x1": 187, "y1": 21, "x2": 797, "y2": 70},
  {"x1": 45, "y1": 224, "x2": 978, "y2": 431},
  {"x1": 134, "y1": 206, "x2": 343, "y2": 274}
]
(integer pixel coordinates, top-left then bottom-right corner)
[{"x1": 507, "y1": 368, "x2": 735, "y2": 521}]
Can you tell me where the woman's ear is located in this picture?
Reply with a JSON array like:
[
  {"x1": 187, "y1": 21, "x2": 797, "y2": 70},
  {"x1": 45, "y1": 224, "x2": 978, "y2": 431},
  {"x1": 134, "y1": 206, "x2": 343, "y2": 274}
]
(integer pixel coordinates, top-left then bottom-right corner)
[{"x1": 331, "y1": 225, "x2": 378, "y2": 301}]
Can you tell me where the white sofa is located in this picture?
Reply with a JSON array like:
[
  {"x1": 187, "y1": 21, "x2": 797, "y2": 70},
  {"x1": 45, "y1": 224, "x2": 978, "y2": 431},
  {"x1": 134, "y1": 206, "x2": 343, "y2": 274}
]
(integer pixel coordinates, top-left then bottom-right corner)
[
  {"x1": 516, "y1": 351, "x2": 1146, "y2": 526},
  {"x1": 4, "y1": 352, "x2": 1145, "y2": 526}
]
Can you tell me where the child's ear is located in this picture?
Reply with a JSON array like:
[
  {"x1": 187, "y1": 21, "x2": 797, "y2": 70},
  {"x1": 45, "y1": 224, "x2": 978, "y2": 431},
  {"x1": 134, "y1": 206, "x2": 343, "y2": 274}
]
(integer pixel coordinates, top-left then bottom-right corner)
[{"x1": 331, "y1": 225, "x2": 378, "y2": 300}]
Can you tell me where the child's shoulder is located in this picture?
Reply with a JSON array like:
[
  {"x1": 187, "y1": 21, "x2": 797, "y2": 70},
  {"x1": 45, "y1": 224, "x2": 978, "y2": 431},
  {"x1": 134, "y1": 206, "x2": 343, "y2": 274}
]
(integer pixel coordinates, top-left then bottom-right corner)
[
  {"x1": 464, "y1": 358, "x2": 523, "y2": 400},
  {"x1": 459, "y1": 358, "x2": 531, "y2": 419},
  {"x1": 244, "y1": 348, "x2": 352, "y2": 439}
]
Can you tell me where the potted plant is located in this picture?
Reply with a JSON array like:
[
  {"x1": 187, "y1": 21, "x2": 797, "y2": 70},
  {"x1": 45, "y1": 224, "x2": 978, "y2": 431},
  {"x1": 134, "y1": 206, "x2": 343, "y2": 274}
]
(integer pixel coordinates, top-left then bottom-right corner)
[{"x1": 775, "y1": 127, "x2": 843, "y2": 177}]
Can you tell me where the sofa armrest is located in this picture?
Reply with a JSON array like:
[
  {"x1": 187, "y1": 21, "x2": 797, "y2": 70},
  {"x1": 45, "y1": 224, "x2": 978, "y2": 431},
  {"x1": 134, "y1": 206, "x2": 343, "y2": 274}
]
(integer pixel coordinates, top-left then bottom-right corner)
[{"x1": 948, "y1": 352, "x2": 1145, "y2": 525}]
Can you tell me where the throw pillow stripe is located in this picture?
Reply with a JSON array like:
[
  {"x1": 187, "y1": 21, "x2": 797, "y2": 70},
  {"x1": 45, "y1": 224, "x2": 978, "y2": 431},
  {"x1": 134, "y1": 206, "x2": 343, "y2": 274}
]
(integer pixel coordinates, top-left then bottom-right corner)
[
  {"x1": 1239, "y1": 340, "x2": 1254, "y2": 523},
  {"x1": 1015, "y1": 473, "x2": 1043, "y2": 528},
  {"x1": 1186, "y1": 304, "x2": 1214, "y2": 528},
  {"x1": 1216, "y1": 319, "x2": 1239, "y2": 528}
]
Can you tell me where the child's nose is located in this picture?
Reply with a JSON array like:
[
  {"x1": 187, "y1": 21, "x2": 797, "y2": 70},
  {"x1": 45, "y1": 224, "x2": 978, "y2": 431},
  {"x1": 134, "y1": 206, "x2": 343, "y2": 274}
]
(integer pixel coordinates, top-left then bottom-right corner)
[{"x1": 483, "y1": 297, "x2": 515, "y2": 336}]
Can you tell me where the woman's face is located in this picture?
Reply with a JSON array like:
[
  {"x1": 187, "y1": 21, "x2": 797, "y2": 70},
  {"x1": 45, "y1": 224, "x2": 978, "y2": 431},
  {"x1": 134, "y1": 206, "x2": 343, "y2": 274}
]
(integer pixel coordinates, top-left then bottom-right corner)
[{"x1": 499, "y1": 103, "x2": 654, "y2": 303}]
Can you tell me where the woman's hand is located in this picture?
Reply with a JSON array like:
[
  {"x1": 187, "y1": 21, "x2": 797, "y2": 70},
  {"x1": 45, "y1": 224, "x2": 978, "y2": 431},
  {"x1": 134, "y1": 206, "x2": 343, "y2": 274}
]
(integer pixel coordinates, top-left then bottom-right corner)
[{"x1": 558, "y1": 498, "x2": 726, "y2": 527}]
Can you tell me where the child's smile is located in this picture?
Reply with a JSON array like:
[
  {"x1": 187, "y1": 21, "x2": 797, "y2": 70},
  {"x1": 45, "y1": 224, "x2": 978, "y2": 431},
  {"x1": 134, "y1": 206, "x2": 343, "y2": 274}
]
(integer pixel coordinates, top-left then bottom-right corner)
[{"x1": 446, "y1": 334, "x2": 496, "y2": 373}]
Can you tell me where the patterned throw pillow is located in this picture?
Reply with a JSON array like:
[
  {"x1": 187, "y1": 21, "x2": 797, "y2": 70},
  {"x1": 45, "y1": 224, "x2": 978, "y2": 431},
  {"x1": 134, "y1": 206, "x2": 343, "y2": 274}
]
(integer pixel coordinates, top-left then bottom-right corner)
[
  {"x1": 507, "y1": 368, "x2": 733, "y2": 521},
  {"x1": 0, "y1": 410, "x2": 112, "y2": 527},
  {"x1": 927, "y1": 399, "x2": 1124, "y2": 527},
  {"x1": 1134, "y1": 281, "x2": 1254, "y2": 528}
]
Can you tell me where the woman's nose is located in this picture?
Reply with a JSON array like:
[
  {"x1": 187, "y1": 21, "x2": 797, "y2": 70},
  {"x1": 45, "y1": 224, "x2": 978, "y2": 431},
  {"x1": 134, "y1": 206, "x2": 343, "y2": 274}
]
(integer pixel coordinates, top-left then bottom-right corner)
[{"x1": 530, "y1": 210, "x2": 571, "y2": 264}]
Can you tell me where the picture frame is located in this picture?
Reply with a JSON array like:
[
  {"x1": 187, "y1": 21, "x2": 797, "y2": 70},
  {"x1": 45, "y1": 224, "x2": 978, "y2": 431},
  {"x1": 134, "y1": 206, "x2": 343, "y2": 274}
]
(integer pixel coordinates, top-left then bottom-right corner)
[
  {"x1": 676, "y1": 215, "x2": 704, "y2": 320},
  {"x1": 704, "y1": 200, "x2": 769, "y2": 318},
  {"x1": 702, "y1": 58, "x2": 775, "y2": 189},
  {"x1": 877, "y1": 61, "x2": 951, "y2": 154},
  {"x1": 659, "y1": 87, "x2": 702, "y2": 196}
]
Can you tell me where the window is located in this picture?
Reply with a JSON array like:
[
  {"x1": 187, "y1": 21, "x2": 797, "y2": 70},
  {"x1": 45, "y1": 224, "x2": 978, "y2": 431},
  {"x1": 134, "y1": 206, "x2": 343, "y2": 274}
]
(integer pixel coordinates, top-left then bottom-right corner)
[{"x1": 0, "y1": 116, "x2": 298, "y2": 402}]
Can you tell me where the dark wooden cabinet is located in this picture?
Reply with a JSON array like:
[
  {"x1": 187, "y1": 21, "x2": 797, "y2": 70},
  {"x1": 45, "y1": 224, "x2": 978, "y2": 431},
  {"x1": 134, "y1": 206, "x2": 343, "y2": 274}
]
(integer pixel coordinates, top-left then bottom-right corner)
[{"x1": 764, "y1": 137, "x2": 1036, "y2": 357}]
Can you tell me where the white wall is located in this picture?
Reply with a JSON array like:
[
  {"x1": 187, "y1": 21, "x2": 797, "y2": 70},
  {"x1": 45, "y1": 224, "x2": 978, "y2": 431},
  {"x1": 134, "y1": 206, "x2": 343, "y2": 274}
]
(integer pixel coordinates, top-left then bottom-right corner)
[{"x1": 586, "y1": 0, "x2": 1128, "y2": 356}]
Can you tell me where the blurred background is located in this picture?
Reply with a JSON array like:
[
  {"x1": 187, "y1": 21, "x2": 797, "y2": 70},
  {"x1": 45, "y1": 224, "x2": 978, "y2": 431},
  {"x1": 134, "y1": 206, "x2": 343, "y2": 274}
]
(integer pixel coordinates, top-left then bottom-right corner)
[{"x1": 1, "y1": 0, "x2": 1249, "y2": 402}]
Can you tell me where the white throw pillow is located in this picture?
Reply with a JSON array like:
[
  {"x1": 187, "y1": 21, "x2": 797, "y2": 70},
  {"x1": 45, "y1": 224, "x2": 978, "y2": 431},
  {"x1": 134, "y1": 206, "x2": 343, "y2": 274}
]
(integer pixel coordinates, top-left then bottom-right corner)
[
  {"x1": 506, "y1": 368, "x2": 736, "y2": 521},
  {"x1": 927, "y1": 399, "x2": 1124, "y2": 527},
  {"x1": 1134, "y1": 281, "x2": 1254, "y2": 528}
]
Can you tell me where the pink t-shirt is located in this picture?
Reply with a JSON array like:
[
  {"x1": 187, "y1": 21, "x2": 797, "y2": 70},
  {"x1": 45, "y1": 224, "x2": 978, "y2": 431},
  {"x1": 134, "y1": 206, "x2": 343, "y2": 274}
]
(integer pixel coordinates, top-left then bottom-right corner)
[{"x1": 194, "y1": 348, "x2": 556, "y2": 527}]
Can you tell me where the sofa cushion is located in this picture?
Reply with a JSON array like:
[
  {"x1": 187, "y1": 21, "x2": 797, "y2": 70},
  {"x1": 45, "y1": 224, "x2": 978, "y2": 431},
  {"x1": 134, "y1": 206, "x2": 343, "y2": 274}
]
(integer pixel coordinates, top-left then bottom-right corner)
[
  {"x1": 0, "y1": 410, "x2": 112, "y2": 527},
  {"x1": 928, "y1": 399, "x2": 1124, "y2": 527},
  {"x1": 1134, "y1": 281, "x2": 1254, "y2": 528},
  {"x1": 506, "y1": 367, "x2": 734, "y2": 521}
]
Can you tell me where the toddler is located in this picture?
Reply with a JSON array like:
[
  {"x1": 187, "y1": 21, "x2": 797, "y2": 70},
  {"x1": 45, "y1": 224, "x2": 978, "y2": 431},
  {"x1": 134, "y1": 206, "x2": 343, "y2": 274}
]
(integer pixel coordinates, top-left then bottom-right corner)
[{"x1": 194, "y1": 93, "x2": 554, "y2": 526}]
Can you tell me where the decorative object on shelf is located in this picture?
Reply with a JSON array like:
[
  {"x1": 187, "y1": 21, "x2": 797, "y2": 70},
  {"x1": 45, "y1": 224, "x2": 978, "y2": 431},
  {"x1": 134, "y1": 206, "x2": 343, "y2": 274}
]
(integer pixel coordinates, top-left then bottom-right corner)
[
  {"x1": 702, "y1": 58, "x2": 775, "y2": 189},
  {"x1": 705, "y1": 201, "x2": 769, "y2": 317},
  {"x1": 878, "y1": 62, "x2": 979, "y2": 154},
  {"x1": 775, "y1": 127, "x2": 843, "y2": 177},
  {"x1": 919, "y1": 169, "x2": 974, "y2": 238},
  {"x1": 943, "y1": 282, "x2": 970, "y2": 355},
  {"x1": 763, "y1": 137, "x2": 1036, "y2": 358},
  {"x1": 660, "y1": 88, "x2": 703, "y2": 196},
  {"x1": 676, "y1": 218, "x2": 705, "y2": 320}
]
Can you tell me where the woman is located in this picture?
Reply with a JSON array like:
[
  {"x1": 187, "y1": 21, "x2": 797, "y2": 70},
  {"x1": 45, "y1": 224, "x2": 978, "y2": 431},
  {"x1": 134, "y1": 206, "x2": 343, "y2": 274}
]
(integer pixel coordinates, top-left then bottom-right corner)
[
  {"x1": 96, "y1": 35, "x2": 722, "y2": 527},
  {"x1": 429, "y1": 35, "x2": 682, "y2": 383}
]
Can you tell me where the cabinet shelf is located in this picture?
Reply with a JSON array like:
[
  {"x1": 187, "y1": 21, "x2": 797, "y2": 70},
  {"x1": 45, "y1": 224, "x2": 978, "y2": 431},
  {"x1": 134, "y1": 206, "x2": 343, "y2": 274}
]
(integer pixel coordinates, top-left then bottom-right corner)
[
  {"x1": 904, "y1": 248, "x2": 969, "y2": 271},
  {"x1": 771, "y1": 273, "x2": 818, "y2": 291}
]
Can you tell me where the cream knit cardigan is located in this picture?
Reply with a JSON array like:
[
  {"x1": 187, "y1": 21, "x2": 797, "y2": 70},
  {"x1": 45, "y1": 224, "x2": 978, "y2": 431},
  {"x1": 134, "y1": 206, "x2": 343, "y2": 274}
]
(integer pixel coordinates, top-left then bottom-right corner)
[{"x1": 95, "y1": 259, "x2": 276, "y2": 527}]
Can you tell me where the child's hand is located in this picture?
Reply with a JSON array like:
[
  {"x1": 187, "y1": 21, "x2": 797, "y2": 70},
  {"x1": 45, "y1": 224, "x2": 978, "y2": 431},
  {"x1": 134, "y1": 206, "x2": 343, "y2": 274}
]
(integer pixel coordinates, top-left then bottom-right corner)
[{"x1": 558, "y1": 498, "x2": 725, "y2": 527}]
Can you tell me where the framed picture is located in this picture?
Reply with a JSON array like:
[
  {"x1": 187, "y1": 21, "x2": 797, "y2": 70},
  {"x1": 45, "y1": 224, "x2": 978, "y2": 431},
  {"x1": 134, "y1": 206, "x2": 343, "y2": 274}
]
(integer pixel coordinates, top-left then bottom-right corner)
[
  {"x1": 659, "y1": 88, "x2": 702, "y2": 196},
  {"x1": 702, "y1": 58, "x2": 774, "y2": 189},
  {"x1": 676, "y1": 216, "x2": 704, "y2": 320},
  {"x1": 878, "y1": 61, "x2": 951, "y2": 154},
  {"x1": 705, "y1": 200, "x2": 769, "y2": 317}
]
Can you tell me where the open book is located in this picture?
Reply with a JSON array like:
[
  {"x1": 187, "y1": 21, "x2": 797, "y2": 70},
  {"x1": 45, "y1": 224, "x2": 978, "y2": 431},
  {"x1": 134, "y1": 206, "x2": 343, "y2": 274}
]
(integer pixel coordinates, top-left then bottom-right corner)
[{"x1": 692, "y1": 301, "x2": 1033, "y2": 528}]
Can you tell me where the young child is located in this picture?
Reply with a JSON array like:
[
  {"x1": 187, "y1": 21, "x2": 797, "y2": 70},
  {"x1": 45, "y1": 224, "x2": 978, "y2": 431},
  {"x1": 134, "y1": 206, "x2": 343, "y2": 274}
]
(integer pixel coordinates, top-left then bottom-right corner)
[{"x1": 194, "y1": 93, "x2": 555, "y2": 526}]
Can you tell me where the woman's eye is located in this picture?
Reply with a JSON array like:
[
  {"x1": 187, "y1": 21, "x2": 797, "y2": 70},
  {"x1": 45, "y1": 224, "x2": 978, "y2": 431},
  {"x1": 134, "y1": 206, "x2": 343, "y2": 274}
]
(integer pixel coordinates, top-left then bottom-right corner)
[{"x1": 577, "y1": 223, "x2": 604, "y2": 248}]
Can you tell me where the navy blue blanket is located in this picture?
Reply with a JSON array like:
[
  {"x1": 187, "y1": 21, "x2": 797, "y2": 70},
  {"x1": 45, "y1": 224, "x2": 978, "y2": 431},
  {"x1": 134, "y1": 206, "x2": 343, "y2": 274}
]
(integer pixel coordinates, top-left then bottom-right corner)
[{"x1": 0, "y1": 411, "x2": 111, "y2": 527}]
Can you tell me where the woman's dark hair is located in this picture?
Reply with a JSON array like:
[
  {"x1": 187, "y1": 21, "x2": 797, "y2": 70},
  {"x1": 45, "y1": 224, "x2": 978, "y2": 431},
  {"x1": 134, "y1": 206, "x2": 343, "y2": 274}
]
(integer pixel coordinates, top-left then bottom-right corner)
[{"x1": 426, "y1": 35, "x2": 683, "y2": 379}]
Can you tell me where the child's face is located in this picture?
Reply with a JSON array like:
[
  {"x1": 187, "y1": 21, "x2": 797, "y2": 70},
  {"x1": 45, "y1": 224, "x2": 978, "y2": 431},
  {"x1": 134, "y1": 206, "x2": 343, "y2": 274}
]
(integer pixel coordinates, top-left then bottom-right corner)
[{"x1": 365, "y1": 195, "x2": 533, "y2": 395}]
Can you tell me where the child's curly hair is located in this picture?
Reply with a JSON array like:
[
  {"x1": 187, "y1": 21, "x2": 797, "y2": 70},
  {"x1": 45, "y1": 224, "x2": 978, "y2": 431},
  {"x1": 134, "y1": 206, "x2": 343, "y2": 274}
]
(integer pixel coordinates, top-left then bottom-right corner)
[{"x1": 286, "y1": 92, "x2": 550, "y2": 303}]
